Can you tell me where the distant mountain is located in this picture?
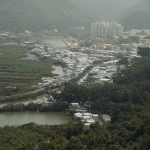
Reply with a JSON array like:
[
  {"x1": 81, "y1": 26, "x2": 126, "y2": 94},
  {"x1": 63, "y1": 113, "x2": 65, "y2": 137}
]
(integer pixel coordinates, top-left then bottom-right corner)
[
  {"x1": 0, "y1": 0, "x2": 142, "y2": 32},
  {"x1": 0, "y1": 0, "x2": 93, "y2": 32},
  {"x1": 69, "y1": 0, "x2": 142, "y2": 21},
  {"x1": 120, "y1": 0, "x2": 150, "y2": 30},
  {"x1": 121, "y1": 11, "x2": 150, "y2": 30}
]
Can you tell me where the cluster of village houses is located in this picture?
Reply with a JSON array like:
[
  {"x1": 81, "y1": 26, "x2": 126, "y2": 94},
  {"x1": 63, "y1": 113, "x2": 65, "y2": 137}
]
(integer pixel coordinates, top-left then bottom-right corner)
[
  {"x1": 19, "y1": 36, "x2": 143, "y2": 130},
  {"x1": 21, "y1": 41, "x2": 140, "y2": 90},
  {"x1": 69, "y1": 102, "x2": 111, "y2": 130}
]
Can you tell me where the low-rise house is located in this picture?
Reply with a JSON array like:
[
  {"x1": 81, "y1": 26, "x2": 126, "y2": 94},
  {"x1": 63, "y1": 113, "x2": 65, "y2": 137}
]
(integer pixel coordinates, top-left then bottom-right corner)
[
  {"x1": 92, "y1": 114, "x2": 99, "y2": 120},
  {"x1": 86, "y1": 119, "x2": 95, "y2": 124},
  {"x1": 82, "y1": 113, "x2": 92, "y2": 116},
  {"x1": 37, "y1": 83, "x2": 43, "y2": 89},
  {"x1": 102, "y1": 114, "x2": 111, "y2": 123},
  {"x1": 74, "y1": 112, "x2": 83, "y2": 120},
  {"x1": 82, "y1": 115, "x2": 91, "y2": 121},
  {"x1": 99, "y1": 78, "x2": 113, "y2": 85}
]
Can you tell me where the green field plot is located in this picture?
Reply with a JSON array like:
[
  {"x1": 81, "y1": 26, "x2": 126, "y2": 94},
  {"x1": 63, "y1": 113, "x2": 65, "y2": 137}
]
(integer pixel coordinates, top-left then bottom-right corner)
[{"x1": 0, "y1": 46, "x2": 53, "y2": 96}]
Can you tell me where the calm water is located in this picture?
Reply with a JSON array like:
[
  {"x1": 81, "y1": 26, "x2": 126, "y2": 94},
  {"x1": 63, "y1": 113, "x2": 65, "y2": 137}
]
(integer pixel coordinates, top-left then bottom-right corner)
[
  {"x1": 0, "y1": 112, "x2": 72, "y2": 127},
  {"x1": 19, "y1": 35, "x2": 66, "y2": 61},
  {"x1": 19, "y1": 34, "x2": 67, "y2": 49}
]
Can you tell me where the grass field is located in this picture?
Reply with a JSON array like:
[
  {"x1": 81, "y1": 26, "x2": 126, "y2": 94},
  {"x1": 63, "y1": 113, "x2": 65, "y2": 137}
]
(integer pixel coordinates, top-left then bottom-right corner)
[{"x1": 0, "y1": 45, "x2": 53, "y2": 96}]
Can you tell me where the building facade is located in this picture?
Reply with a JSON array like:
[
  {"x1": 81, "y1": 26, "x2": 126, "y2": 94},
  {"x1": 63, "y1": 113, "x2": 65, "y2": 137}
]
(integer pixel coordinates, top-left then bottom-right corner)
[{"x1": 91, "y1": 21, "x2": 123, "y2": 38}]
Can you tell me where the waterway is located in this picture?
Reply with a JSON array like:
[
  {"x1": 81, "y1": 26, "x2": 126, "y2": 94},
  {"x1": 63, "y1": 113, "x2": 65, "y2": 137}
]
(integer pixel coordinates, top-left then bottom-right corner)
[
  {"x1": 0, "y1": 112, "x2": 72, "y2": 127},
  {"x1": 78, "y1": 65, "x2": 101, "y2": 84},
  {"x1": 19, "y1": 34, "x2": 67, "y2": 70},
  {"x1": 19, "y1": 34, "x2": 67, "y2": 49}
]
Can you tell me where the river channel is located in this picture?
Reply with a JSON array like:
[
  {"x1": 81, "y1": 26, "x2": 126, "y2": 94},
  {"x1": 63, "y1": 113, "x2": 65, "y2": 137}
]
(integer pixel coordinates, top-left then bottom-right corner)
[
  {"x1": 19, "y1": 34, "x2": 65, "y2": 75},
  {"x1": 19, "y1": 34, "x2": 67, "y2": 49}
]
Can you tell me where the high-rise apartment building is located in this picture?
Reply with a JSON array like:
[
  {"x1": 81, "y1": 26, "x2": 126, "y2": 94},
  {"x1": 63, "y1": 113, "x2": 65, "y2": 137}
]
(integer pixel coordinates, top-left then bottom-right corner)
[
  {"x1": 91, "y1": 21, "x2": 123, "y2": 38},
  {"x1": 91, "y1": 23, "x2": 98, "y2": 37}
]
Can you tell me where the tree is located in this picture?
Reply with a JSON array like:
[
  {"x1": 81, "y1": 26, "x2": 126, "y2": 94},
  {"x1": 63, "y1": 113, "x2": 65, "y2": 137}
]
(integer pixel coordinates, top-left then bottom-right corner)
[
  {"x1": 118, "y1": 57, "x2": 129, "y2": 65},
  {"x1": 61, "y1": 84, "x2": 91, "y2": 103},
  {"x1": 138, "y1": 47, "x2": 150, "y2": 57}
]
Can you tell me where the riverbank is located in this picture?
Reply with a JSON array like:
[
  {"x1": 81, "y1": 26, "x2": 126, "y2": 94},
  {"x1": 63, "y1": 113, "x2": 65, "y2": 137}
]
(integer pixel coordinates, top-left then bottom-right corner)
[
  {"x1": 0, "y1": 99, "x2": 68, "y2": 112},
  {"x1": 18, "y1": 34, "x2": 67, "y2": 49},
  {"x1": 63, "y1": 37, "x2": 78, "y2": 49}
]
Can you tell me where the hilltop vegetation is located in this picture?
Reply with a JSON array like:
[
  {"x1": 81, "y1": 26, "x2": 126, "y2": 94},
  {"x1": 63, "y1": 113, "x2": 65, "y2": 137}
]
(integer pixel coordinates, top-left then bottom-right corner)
[
  {"x1": 69, "y1": 0, "x2": 142, "y2": 21},
  {"x1": 0, "y1": 0, "x2": 93, "y2": 32},
  {"x1": 0, "y1": 0, "x2": 144, "y2": 32},
  {"x1": 121, "y1": 10, "x2": 150, "y2": 30},
  {"x1": 120, "y1": 0, "x2": 150, "y2": 30}
]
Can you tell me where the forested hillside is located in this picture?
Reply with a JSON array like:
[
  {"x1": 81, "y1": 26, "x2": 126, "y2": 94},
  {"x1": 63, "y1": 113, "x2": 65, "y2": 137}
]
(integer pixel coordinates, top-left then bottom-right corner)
[
  {"x1": 121, "y1": 11, "x2": 150, "y2": 30},
  {"x1": 0, "y1": 0, "x2": 142, "y2": 32},
  {"x1": 69, "y1": 0, "x2": 142, "y2": 21},
  {"x1": 120, "y1": 0, "x2": 150, "y2": 30},
  {"x1": 0, "y1": 0, "x2": 93, "y2": 32}
]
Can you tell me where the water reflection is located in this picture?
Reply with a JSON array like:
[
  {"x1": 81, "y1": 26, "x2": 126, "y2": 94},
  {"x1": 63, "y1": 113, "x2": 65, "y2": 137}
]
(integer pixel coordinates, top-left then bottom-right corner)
[
  {"x1": 19, "y1": 34, "x2": 67, "y2": 49},
  {"x1": 0, "y1": 112, "x2": 72, "y2": 127}
]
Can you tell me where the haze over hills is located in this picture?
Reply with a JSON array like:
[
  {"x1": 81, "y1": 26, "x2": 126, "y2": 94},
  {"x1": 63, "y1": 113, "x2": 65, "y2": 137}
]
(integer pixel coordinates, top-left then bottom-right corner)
[
  {"x1": 120, "y1": 0, "x2": 150, "y2": 30},
  {"x1": 120, "y1": 0, "x2": 149, "y2": 19},
  {"x1": 0, "y1": 0, "x2": 145, "y2": 32},
  {"x1": 0, "y1": 0, "x2": 93, "y2": 32},
  {"x1": 69, "y1": 0, "x2": 142, "y2": 20}
]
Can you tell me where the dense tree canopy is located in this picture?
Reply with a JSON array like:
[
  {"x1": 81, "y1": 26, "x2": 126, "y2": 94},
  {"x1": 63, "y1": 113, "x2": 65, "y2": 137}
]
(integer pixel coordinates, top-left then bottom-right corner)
[
  {"x1": 137, "y1": 47, "x2": 150, "y2": 57},
  {"x1": 61, "y1": 84, "x2": 91, "y2": 103}
]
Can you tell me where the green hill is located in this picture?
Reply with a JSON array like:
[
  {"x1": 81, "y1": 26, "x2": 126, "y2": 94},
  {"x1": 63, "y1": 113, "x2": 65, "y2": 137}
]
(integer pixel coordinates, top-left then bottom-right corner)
[
  {"x1": 0, "y1": 0, "x2": 142, "y2": 32},
  {"x1": 120, "y1": 0, "x2": 150, "y2": 30},
  {"x1": 121, "y1": 10, "x2": 150, "y2": 30},
  {"x1": 65, "y1": 0, "x2": 142, "y2": 21},
  {"x1": 0, "y1": 0, "x2": 93, "y2": 32}
]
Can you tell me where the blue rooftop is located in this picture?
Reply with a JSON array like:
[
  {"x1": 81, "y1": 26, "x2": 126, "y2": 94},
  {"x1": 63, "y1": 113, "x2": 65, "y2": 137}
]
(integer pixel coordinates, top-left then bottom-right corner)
[{"x1": 82, "y1": 116, "x2": 91, "y2": 119}]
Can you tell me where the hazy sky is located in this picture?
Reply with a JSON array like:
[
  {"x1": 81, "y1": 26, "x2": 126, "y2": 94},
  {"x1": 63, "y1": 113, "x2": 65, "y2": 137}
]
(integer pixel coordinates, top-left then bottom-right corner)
[{"x1": 111, "y1": 0, "x2": 142, "y2": 10}]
